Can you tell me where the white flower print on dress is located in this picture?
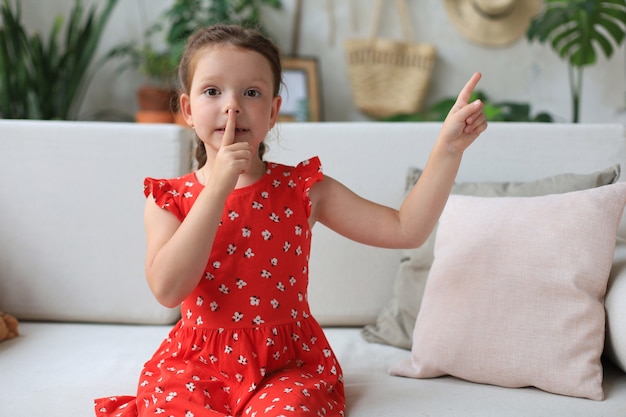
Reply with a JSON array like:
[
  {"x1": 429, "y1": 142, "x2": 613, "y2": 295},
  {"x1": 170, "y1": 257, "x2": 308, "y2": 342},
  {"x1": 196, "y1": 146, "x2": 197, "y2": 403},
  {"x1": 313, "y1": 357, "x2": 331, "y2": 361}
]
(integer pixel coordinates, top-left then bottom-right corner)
[
  {"x1": 210, "y1": 301, "x2": 219, "y2": 312},
  {"x1": 270, "y1": 299, "x2": 279, "y2": 309},
  {"x1": 262, "y1": 230, "x2": 272, "y2": 240},
  {"x1": 269, "y1": 212, "x2": 280, "y2": 222},
  {"x1": 244, "y1": 248, "x2": 255, "y2": 258},
  {"x1": 236, "y1": 278, "x2": 247, "y2": 289},
  {"x1": 232, "y1": 312, "x2": 243, "y2": 322},
  {"x1": 183, "y1": 191, "x2": 193, "y2": 198},
  {"x1": 228, "y1": 210, "x2": 239, "y2": 221},
  {"x1": 252, "y1": 315, "x2": 264, "y2": 325},
  {"x1": 283, "y1": 241, "x2": 291, "y2": 252},
  {"x1": 252, "y1": 201, "x2": 263, "y2": 210},
  {"x1": 219, "y1": 284, "x2": 230, "y2": 294},
  {"x1": 227, "y1": 244, "x2": 237, "y2": 255},
  {"x1": 260, "y1": 270, "x2": 272, "y2": 279},
  {"x1": 242, "y1": 226, "x2": 252, "y2": 237},
  {"x1": 284, "y1": 207, "x2": 294, "y2": 217},
  {"x1": 196, "y1": 296, "x2": 203, "y2": 306},
  {"x1": 250, "y1": 296, "x2": 260, "y2": 306}
]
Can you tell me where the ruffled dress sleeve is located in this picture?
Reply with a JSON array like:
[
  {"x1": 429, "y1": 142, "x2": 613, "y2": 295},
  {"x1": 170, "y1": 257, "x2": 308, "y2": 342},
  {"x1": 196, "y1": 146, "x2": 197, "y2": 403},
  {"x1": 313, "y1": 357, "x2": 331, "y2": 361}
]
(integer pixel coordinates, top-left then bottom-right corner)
[
  {"x1": 143, "y1": 177, "x2": 185, "y2": 222},
  {"x1": 294, "y1": 156, "x2": 323, "y2": 218}
]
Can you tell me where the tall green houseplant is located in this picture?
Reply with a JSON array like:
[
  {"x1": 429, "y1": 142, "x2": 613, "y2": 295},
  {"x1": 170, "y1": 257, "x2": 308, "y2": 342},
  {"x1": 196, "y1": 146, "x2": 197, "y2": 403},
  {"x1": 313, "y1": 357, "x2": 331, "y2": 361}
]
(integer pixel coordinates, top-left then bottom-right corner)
[
  {"x1": 527, "y1": 0, "x2": 626, "y2": 123},
  {"x1": 0, "y1": 0, "x2": 118, "y2": 120}
]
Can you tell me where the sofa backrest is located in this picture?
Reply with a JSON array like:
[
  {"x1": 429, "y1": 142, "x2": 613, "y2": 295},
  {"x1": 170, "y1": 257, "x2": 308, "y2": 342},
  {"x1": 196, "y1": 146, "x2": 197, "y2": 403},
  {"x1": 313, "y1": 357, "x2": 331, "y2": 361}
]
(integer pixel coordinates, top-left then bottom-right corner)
[
  {"x1": 0, "y1": 120, "x2": 192, "y2": 324},
  {"x1": 1, "y1": 120, "x2": 624, "y2": 327}
]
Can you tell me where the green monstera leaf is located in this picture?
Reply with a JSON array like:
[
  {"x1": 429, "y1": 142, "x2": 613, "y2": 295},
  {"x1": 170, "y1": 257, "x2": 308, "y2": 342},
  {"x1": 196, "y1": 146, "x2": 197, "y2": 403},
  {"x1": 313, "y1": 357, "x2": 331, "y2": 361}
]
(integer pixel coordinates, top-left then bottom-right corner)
[
  {"x1": 527, "y1": 0, "x2": 626, "y2": 122},
  {"x1": 527, "y1": 0, "x2": 626, "y2": 67}
]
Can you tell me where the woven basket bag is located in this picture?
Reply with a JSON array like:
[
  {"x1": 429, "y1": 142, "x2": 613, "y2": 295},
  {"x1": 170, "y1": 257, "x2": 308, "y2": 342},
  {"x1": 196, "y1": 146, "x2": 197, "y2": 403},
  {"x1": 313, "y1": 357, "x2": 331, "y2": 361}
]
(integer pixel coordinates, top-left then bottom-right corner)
[{"x1": 345, "y1": 0, "x2": 436, "y2": 118}]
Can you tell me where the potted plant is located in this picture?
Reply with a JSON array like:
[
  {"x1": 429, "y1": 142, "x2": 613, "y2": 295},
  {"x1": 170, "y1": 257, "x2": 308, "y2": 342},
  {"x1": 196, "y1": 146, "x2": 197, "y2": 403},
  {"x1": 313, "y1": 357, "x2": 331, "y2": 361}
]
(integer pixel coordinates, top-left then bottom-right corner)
[
  {"x1": 383, "y1": 91, "x2": 554, "y2": 123},
  {"x1": 527, "y1": 0, "x2": 626, "y2": 123},
  {"x1": 107, "y1": 0, "x2": 282, "y2": 124},
  {"x1": 0, "y1": 0, "x2": 118, "y2": 120}
]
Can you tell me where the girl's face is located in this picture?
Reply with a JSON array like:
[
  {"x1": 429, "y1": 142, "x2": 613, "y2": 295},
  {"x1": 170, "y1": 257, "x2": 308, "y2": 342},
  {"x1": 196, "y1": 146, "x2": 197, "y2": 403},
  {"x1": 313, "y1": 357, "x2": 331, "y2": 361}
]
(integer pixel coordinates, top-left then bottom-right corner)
[{"x1": 180, "y1": 44, "x2": 281, "y2": 158}]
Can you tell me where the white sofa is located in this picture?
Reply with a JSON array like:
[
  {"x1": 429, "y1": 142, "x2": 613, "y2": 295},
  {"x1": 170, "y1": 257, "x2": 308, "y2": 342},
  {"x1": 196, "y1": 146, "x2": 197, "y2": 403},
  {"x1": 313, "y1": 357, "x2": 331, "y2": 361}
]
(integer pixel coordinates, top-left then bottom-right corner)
[{"x1": 1, "y1": 120, "x2": 626, "y2": 417}]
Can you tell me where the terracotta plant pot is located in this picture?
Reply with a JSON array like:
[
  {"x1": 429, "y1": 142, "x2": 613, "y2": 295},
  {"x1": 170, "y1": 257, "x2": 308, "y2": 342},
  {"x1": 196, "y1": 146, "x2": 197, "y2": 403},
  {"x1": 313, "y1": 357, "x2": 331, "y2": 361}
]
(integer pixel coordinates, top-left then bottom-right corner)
[
  {"x1": 135, "y1": 110, "x2": 175, "y2": 124},
  {"x1": 137, "y1": 85, "x2": 177, "y2": 112}
]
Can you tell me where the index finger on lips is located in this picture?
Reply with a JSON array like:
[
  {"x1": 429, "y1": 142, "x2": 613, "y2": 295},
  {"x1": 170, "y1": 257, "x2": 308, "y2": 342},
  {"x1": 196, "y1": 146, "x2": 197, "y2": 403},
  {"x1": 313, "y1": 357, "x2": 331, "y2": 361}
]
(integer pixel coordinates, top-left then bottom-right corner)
[{"x1": 222, "y1": 109, "x2": 236, "y2": 147}]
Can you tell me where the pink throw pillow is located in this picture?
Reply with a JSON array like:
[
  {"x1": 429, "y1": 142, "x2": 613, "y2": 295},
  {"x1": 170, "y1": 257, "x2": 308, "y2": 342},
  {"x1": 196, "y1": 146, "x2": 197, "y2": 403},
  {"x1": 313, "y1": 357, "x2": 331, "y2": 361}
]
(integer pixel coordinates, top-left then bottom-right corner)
[{"x1": 390, "y1": 183, "x2": 626, "y2": 400}]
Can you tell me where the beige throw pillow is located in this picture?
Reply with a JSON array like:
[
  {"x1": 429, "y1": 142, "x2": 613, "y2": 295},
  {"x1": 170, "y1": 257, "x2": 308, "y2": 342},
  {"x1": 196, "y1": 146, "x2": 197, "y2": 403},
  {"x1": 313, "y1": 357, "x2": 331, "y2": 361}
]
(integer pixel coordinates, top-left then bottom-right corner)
[
  {"x1": 389, "y1": 183, "x2": 626, "y2": 400},
  {"x1": 362, "y1": 165, "x2": 621, "y2": 349}
]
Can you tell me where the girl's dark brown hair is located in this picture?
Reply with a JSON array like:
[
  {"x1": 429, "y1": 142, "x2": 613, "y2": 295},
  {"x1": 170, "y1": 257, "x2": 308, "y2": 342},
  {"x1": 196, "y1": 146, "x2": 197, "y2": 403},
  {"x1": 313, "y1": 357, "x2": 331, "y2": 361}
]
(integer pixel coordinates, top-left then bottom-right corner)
[{"x1": 178, "y1": 24, "x2": 283, "y2": 168}]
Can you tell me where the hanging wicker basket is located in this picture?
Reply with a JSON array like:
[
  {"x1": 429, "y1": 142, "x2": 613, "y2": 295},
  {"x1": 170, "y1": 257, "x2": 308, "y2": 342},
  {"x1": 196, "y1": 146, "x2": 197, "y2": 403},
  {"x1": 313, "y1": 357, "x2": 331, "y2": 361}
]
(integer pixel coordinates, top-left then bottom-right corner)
[{"x1": 345, "y1": 0, "x2": 436, "y2": 118}]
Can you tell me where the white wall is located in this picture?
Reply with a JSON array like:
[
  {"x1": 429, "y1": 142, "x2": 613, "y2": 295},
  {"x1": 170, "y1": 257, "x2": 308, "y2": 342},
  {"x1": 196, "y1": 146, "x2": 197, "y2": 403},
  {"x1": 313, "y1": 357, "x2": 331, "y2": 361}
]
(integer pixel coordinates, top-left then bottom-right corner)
[{"x1": 17, "y1": 0, "x2": 626, "y2": 123}]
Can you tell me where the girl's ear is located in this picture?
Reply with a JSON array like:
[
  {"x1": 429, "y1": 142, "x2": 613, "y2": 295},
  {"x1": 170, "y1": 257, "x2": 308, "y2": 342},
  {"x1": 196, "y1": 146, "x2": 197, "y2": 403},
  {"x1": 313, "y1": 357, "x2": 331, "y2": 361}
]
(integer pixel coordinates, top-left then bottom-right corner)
[
  {"x1": 179, "y1": 94, "x2": 194, "y2": 127},
  {"x1": 269, "y1": 95, "x2": 282, "y2": 129}
]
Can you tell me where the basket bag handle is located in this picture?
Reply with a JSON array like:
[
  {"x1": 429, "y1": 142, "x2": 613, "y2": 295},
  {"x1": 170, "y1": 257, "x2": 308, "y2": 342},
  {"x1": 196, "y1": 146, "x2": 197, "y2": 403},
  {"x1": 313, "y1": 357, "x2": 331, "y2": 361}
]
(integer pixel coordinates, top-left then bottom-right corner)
[{"x1": 369, "y1": 0, "x2": 414, "y2": 41}]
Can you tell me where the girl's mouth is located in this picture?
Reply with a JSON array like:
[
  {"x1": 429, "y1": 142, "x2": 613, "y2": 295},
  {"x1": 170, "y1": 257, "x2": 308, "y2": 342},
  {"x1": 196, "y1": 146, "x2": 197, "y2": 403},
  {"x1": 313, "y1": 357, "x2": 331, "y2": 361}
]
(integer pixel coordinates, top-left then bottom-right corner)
[{"x1": 216, "y1": 127, "x2": 249, "y2": 134}]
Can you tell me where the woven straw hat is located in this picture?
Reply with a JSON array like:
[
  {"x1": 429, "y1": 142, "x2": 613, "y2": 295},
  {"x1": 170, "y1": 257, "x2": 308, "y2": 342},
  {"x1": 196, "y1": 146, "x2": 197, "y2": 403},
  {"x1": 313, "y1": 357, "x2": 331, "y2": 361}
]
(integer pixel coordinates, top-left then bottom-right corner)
[{"x1": 444, "y1": 0, "x2": 542, "y2": 47}]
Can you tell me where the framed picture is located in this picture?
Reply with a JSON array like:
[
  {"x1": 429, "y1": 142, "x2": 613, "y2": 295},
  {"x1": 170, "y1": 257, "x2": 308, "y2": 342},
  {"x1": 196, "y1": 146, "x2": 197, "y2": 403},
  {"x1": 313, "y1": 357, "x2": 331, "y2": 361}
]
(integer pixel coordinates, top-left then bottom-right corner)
[{"x1": 278, "y1": 57, "x2": 322, "y2": 122}]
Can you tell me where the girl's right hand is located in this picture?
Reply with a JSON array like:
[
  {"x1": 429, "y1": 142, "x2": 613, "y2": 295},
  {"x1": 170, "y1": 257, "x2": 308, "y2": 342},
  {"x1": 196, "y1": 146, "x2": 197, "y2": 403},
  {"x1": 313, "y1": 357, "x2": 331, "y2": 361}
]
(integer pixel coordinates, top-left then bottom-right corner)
[{"x1": 207, "y1": 109, "x2": 252, "y2": 194}]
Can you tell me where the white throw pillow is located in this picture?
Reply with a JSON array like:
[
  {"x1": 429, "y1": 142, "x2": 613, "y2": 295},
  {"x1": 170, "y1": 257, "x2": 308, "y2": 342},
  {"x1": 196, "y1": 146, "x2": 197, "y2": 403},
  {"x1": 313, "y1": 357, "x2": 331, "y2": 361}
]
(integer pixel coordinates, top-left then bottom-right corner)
[{"x1": 390, "y1": 183, "x2": 626, "y2": 400}]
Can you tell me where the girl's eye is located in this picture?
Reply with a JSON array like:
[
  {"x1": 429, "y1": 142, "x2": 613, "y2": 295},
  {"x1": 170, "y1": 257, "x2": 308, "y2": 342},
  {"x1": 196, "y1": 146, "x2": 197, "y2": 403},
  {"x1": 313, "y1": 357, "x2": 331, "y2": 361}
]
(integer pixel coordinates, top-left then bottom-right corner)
[
  {"x1": 244, "y1": 89, "x2": 260, "y2": 98},
  {"x1": 204, "y1": 88, "x2": 220, "y2": 96}
]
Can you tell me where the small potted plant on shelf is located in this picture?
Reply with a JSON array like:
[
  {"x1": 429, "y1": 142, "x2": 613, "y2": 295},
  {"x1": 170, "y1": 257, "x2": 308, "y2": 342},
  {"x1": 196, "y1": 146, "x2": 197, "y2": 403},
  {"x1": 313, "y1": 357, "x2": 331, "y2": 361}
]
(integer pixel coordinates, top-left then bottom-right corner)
[{"x1": 107, "y1": 0, "x2": 282, "y2": 124}]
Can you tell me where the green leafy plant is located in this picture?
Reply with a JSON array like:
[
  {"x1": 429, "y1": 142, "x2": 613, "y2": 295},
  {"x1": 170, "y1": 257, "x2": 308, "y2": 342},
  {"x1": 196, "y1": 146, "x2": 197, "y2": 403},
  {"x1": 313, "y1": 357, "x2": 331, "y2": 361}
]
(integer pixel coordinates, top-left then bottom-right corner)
[
  {"x1": 527, "y1": 0, "x2": 626, "y2": 123},
  {"x1": 107, "y1": 0, "x2": 282, "y2": 88},
  {"x1": 383, "y1": 91, "x2": 554, "y2": 123},
  {"x1": 0, "y1": 0, "x2": 117, "y2": 120}
]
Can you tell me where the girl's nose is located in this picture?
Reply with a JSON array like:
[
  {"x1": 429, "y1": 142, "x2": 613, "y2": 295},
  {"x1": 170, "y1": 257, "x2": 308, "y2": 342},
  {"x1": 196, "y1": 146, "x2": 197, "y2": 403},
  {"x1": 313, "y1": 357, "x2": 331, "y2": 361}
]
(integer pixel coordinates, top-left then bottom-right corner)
[{"x1": 224, "y1": 97, "x2": 241, "y2": 114}]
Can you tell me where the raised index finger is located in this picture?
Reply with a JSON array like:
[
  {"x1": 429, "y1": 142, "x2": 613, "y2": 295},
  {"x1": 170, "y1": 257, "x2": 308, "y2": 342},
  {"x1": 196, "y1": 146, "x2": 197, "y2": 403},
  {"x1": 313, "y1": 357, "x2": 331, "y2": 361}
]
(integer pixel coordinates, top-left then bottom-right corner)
[
  {"x1": 455, "y1": 72, "x2": 482, "y2": 107},
  {"x1": 222, "y1": 109, "x2": 236, "y2": 147}
]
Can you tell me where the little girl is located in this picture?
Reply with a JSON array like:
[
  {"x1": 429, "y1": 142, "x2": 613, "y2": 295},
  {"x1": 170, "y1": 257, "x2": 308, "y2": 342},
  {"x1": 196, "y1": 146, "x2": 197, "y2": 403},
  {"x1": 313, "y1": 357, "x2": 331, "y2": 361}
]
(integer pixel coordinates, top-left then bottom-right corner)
[{"x1": 95, "y1": 24, "x2": 486, "y2": 417}]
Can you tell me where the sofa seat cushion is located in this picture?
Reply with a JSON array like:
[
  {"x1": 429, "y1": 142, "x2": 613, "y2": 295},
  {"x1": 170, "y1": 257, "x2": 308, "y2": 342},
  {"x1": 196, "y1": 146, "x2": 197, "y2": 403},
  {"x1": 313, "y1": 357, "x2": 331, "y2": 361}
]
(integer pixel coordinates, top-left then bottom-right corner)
[{"x1": 1, "y1": 323, "x2": 625, "y2": 417}]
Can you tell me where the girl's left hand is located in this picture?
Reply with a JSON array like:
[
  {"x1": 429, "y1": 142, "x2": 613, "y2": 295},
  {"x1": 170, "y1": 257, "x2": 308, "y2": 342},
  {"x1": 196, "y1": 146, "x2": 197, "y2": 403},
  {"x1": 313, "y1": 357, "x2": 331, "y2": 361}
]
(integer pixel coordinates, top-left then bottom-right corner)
[{"x1": 440, "y1": 72, "x2": 488, "y2": 154}]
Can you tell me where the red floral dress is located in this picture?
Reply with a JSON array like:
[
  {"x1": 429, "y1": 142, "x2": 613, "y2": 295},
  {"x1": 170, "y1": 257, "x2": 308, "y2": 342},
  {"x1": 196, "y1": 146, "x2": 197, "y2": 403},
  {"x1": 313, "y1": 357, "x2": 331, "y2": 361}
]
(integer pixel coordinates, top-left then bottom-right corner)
[{"x1": 94, "y1": 157, "x2": 345, "y2": 417}]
